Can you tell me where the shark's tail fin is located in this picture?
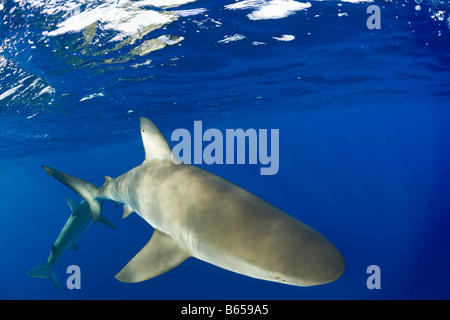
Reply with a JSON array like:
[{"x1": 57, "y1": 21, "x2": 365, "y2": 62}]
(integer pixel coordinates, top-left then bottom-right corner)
[
  {"x1": 27, "y1": 262, "x2": 61, "y2": 290},
  {"x1": 42, "y1": 165, "x2": 103, "y2": 223}
]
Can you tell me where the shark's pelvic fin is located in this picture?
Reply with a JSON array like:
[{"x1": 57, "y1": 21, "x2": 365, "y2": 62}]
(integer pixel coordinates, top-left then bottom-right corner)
[
  {"x1": 42, "y1": 165, "x2": 103, "y2": 223},
  {"x1": 115, "y1": 229, "x2": 191, "y2": 283},
  {"x1": 140, "y1": 117, "x2": 172, "y2": 164},
  {"x1": 122, "y1": 204, "x2": 134, "y2": 219}
]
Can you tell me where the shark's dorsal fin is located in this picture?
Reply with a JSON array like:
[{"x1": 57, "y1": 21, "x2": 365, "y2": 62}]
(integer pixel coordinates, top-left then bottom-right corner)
[
  {"x1": 115, "y1": 229, "x2": 191, "y2": 283},
  {"x1": 104, "y1": 176, "x2": 113, "y2": 184},
  {"x1": 140, "y1": 117, "x2": 172, "y2": 164},
  {"x1": 66, "y1": 197, "x2": 79, "y2": 214}
]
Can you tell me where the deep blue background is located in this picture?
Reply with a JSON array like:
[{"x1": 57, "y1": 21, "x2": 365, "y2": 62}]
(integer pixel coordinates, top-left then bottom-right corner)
[{"x1": 0, "y1": 0, "x2": 449, "y2": 299}]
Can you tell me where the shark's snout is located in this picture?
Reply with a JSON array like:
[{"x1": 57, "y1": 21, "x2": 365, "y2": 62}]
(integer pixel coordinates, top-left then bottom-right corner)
[{"x1": 311, "y1": 245, "x2": 345, "y2": 285}]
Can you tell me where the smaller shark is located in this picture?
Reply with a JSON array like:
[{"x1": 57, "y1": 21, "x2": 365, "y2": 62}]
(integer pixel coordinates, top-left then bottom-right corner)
[{"x1": 27, "y1": 198, "x2": 116, "y2": 289}]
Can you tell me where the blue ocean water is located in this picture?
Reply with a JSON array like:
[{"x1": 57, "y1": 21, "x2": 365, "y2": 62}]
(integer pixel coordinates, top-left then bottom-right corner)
[{"x1": 0, "y1": 0, "x2": 449, "y2": 300}]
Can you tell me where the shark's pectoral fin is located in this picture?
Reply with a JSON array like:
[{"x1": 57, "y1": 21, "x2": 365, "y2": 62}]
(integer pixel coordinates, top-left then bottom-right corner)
[{"x1": 115, "y1": 229, "x2": 190, "y2": 283}]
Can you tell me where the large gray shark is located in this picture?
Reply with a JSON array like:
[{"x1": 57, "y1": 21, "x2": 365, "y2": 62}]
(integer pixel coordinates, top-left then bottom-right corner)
[
  {"x1": 41, "y1": 117, "x2": 345, "y2": 287},
  {"x1": 27, "y1": 198, "x2": 116, "y2": 289}
]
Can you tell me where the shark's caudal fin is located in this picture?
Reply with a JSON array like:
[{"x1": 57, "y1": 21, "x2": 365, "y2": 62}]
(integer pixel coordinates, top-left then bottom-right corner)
[
  {"x1": 42, "y1": 165, "x2": 103, "y2": 223},
  {"x1": 27, "y1": 262, "x2": 61, "y2": 290}
]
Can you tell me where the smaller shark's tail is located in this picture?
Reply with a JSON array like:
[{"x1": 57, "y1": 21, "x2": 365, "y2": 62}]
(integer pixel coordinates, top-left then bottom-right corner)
[
  {"x1": 42, "y1": 165, "x2": 103, "y2": 223},
  {"x1": 27, "y1": 262, "x2": 61, "y2": 290}
]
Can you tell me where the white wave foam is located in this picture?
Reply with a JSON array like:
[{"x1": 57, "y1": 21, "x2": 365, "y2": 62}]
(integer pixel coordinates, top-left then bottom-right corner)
[
  {"x1": 46, "y1": 3, "x2": 175, "y2": 40},
  {"x1": 79, "y1": 92, "x2": 105, "y2": 102},
  {"x1": 25, "y1": 0, "x2": 200, "y2": 41},
  {"x1": 340, "y1": 0, "x2": 373, "y2": 3},
  {"x1": 225, "y1": 0, "x2": 311, "y2": 20},
  {"x1": 218, "y1": 34, "x2": 246, "y2": 43},
  {"x1": 273, "y1": 34, "x2": 295, "y2": 41},
  {"x1": 0, "y1": 85, "x2": 23, "y2": 101},
  {"x1": 175, "y1": 8, "x2": 208, "y2": 17}
]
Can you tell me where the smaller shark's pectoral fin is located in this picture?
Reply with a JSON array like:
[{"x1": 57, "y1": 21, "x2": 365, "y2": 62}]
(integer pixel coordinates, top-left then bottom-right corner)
[{"x1": 115, "y1": 229, "x2": 190, "y2": 283}]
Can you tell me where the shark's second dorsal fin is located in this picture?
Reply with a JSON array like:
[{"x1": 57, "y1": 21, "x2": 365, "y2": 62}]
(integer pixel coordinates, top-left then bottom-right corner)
[
  {"x1": 115, "y1": 229, "x2": 191, "y2": 283},
  {"x1": 140, "y1": 117, "x2": 172, "y2": 164}
]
